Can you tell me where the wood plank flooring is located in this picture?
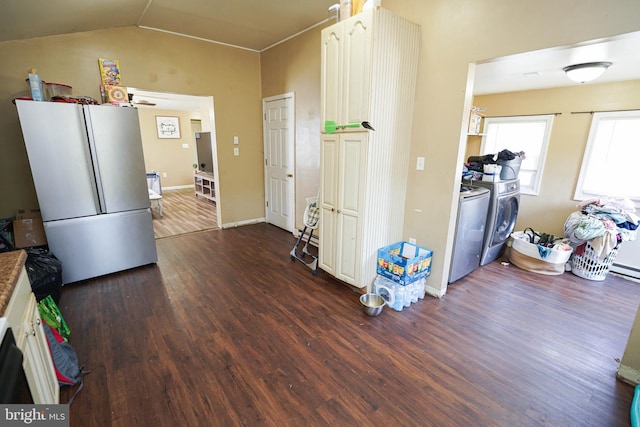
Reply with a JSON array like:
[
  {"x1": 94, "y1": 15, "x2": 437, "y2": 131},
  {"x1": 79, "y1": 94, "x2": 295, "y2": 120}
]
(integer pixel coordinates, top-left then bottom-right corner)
[
  {"x1": 58, "y1": 224, "x2": 640, "y2": 426},
  {"x1": 151, "y1": 188, "x2": 218, "y2": 239}
]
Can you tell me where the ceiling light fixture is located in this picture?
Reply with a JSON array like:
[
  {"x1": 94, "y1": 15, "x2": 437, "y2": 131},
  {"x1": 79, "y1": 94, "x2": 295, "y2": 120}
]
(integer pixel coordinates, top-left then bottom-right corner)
[{"x1": 563, "y1": 61, "x2": 612, "y2": 83}]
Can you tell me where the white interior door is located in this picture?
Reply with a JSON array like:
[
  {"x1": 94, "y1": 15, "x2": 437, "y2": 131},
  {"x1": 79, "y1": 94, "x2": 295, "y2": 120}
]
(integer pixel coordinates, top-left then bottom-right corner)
[{"x1": 263, "y1": 94, "x2": 295, "y2": 232}]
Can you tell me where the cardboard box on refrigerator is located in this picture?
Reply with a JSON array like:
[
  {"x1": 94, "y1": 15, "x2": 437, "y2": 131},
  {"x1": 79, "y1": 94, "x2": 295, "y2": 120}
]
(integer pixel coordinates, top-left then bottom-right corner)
[{"x1": 13, "y1": 209, "x2": 47, "y2": 248}]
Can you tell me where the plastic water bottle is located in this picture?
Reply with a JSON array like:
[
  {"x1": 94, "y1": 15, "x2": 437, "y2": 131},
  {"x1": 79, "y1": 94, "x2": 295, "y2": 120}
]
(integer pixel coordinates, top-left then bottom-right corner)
[
  {"x1": 408, "y1": 282, "x2": 417, "y2": 303},
  {"x1": 373, "y1": 275, "x2": 395, "y2": 308},
  {"x1": 27, "y1": 68, "x2": 44, "y2": 101},
  {"x1": 416, "y1": 278, "x2": 425, "y2": 300},
  {"x1": 393, "y1": 285, "x2": 405, "y2": 311},
  {"x1": 402, "y1": 284, "x2": 411, "y2": 308}
]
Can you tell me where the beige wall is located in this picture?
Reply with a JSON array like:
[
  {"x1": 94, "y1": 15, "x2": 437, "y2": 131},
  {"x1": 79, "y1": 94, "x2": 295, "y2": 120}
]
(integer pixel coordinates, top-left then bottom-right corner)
[
  {"x1": 138, "y1": 108, "x2": 200, "y2": 188},
  {"x1": 259, "y1": 0, "x2": 640, "y2": 296},
  {"x1": 3, "y1": 1, "x2": 640, "y2": 292},
  {"x1": 262, "y1": 0, "x2": 640, "y2": 295},
  {"x1": 0, "y1": 26, "x2": 264, "y2": 226},
  {"x1": 261, "y1": 27, "x2": 327, "y2": 230},
  {"x1": 380, "y1": 0, "x2": 640, "y2": 296},
  {"x1": 619, "y1": 304, "x2": 640, "y2": 385},
  {"x1": 468, "y1": 79, "x2": 640, "y2": 236}
]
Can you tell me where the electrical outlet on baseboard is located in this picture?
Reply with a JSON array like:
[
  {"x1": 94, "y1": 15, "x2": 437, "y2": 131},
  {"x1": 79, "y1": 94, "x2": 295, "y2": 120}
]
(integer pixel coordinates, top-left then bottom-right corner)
[{"x1": 408, "y1": 237, "x2": 416, "y2": 244}]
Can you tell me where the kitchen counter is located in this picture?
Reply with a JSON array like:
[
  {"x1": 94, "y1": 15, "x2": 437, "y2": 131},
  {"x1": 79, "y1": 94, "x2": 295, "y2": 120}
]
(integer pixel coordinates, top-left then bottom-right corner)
[{"x1": 0, "y1": 250, "x2": 27, "y2": 316}]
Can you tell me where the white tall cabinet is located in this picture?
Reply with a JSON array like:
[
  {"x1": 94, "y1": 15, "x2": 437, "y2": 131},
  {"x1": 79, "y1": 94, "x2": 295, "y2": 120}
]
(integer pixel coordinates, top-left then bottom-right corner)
[
  {"x1": 319, "y1": 132, "x2": 367, "y2": 284},
  {"x1": 319, "y1": 7, "x2": 420, "y2": 289}
]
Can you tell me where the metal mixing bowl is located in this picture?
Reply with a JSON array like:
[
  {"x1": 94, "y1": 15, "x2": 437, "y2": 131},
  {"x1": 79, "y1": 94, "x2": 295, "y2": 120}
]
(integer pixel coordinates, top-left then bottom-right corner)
[{"x1": 360, "y1": 293, "x2": 385, "y2": 316}]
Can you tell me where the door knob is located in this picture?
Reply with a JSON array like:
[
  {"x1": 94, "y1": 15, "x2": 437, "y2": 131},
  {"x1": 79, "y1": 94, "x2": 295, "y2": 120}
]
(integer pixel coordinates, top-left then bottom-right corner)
[{"x1": 287, "y1": 174, "x2": 293, "y2": 178}]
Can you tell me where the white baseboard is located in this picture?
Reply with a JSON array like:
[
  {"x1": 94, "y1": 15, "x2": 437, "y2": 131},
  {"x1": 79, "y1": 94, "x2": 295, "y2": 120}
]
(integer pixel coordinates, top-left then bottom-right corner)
[
  {"x1": 617, "y1": 364, "x2": 640, "y2": 386},
  {"x1": 220, "y1": 217, "x2": 266, "y2": 229},
  {"x1": 611, "y1": 263, "x2": 640, "y2": 280},
  {"x1": 163, "y1": 184, "x2": 195, "y2": 191},
  {"x1": 425, "y1": 285, "x2": 446, "y2": 299}
]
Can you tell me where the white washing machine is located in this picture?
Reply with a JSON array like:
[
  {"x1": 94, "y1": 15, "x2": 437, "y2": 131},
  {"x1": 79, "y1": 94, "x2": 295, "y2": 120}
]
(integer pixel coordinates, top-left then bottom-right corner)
[{"x1": 466, "y1": 178, "x2": 520, "y2": 266}]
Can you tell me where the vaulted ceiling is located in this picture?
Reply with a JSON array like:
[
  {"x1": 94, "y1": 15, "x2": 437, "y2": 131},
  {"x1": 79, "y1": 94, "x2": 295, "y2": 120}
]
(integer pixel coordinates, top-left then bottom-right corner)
[
  {"x1": 0, "y1": 0, "x2": 337, "y2": 52},
  {"x1": 2, "y1": 1, "x2": 639, "y2": 95}
]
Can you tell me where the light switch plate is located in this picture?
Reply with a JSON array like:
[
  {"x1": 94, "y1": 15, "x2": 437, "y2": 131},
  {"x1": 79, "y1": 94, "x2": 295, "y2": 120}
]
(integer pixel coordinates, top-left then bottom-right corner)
[
  {"x1": 416, "y1": 156, "x2": 425, "y2": 171},
  {"x1": 233, "y1": 136, "x2": 239, "y2": 144},
  {"x1": 233, "y1": 147, "x2": 239, "y2": 156}
]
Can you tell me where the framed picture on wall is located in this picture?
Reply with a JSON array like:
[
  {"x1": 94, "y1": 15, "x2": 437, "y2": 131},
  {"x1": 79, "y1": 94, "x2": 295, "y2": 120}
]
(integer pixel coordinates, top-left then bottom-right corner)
[{"x1": 156, "y1": 116, "x2": 181, "y2": 139}]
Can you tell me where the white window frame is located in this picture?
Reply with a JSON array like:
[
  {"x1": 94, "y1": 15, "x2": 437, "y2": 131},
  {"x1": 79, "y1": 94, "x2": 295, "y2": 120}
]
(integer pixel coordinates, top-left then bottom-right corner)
[
  {"x1": 574, "y1": 110, "x2": 640, "y2": 207},
  {"x1": 480, "y1": 114, "x2": 554, "y2": 195}
]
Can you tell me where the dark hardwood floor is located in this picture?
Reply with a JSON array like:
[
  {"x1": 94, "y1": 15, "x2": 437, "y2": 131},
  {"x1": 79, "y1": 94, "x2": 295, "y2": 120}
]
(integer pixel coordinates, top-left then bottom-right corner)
[
  {"x1": 58, "y1": 224, "x2": 640, "y2": 426},
  {"x1": 151, "y1": 188, "x2": 218, "y2": 239}
]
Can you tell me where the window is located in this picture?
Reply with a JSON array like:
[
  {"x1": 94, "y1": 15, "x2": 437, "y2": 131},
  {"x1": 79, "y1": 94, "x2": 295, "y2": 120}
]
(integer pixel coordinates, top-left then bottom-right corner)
[
  {"x1": 574, "y1": 111, "x2": 640, "y2": 205},
  {"x1": 480, "y1": 115, "x2": 554, "y2": 195}
]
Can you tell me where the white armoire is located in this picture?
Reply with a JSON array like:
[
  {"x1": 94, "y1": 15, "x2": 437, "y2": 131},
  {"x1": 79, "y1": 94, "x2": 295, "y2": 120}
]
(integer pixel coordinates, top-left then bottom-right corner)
[{"x1": 318, "y1": 7, "x2": 420, "y2": 289}]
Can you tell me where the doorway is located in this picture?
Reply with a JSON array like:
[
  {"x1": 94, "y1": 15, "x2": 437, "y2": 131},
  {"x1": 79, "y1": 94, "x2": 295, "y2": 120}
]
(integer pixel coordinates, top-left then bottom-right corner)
[
  {"x1": 127, "y1": 88, "x2": 221, "y2": 238},
  {"x1": 263, "y1": 93, "x2": 295, "y2": 232}
]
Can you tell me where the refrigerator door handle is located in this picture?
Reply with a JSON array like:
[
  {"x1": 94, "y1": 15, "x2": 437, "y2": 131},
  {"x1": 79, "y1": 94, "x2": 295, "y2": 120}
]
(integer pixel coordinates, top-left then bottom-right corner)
[{"x1": 83, "y1": 106, "x2": 107, "y2": 214}]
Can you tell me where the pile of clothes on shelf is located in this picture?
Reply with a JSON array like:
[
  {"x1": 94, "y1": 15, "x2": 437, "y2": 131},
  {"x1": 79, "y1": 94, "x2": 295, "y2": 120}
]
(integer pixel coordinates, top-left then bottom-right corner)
[
  {"x1": 462, "y1": 149, "x2": 526, "y2": 181},
  {"x1": 564, "y1": 197, "x2": 638, "y2": 260}
]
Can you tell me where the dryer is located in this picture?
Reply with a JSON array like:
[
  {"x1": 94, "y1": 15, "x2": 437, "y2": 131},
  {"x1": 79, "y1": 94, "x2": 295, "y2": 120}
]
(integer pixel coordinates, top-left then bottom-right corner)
[
  {"x1": 448, "y1": 184, "x2": 490, "y2": 283},
  {"x1": 467, "y1": 179, "x2": 520, "y2": 266}
]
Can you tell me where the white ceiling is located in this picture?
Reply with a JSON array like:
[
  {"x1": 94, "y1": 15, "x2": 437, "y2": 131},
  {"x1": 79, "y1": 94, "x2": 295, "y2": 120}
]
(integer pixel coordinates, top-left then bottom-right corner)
[
  {"x1": 2, "y1": 1, "x2": 639, "y2": 97},
  {"x1": 475, "y1": 31, "x2": 640, "y2": 95}
]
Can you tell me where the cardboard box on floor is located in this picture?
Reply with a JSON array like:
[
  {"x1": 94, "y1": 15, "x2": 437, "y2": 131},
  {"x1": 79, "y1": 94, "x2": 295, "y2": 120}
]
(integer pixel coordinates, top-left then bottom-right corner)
[{"x1": 13, "y1": 209, "x2": 47, "y2": 248}]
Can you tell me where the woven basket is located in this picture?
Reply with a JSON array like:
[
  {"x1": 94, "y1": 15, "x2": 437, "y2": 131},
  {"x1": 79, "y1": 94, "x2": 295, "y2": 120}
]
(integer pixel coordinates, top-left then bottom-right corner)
[
  {"x1": 570, "y1": 241, "x2": 619, "y2": 281},
  {"x1": 508, "y1": 232, "x2": 572, "y2": 275}
]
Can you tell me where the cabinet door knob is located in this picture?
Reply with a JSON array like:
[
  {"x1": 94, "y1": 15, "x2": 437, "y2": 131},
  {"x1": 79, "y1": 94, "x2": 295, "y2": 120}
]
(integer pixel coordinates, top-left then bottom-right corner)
[{"x1": 287, "y1": 174, "x2": 293, "y2": 178}]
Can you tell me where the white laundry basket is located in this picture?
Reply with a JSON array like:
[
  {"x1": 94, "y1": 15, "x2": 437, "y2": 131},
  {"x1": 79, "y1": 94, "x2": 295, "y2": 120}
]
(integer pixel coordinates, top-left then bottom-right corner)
[{"x1": 570, "y1": 241, "x2": 620, "y2": 281}]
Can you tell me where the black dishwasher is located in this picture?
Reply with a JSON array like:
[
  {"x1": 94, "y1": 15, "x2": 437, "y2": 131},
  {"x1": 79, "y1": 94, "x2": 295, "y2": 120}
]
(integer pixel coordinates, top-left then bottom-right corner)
[{"x1": 0, "y1": 327, "x2": 33, "y2": 403}]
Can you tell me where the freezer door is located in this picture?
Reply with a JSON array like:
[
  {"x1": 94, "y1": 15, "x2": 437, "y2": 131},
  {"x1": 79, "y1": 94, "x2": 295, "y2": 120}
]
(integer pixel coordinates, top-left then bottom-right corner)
[
  {"x1": 84, "y1": 105, "x2": 150, "y2": 213},
  {"x1": 15, "y1": 100, "x2": 100, "y2": 221},
  {"x1": 43, "y1": 209, "x2": 158, "y2": 284}
]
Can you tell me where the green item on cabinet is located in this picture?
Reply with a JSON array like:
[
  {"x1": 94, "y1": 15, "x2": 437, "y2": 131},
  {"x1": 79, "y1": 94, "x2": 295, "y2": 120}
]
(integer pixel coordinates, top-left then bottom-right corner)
[
  {"x1": 342, "y1": 123, "x2": 361, "y2": 129},
  {"x1": 38, "y1": 295, "x2": 71, "y2": 341},
  {"x1": 325, "y1": 121, "x2": 363, "y2": 133},
  {"x1": 325, "y1": 120, "x2": 337, "y2": 134}
]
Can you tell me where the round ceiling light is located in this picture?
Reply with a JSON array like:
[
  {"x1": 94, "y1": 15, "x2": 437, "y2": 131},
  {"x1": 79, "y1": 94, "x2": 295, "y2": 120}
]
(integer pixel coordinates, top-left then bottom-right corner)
[{"x1": 563, "y1": 62, "x2": 612, "y2": 83}]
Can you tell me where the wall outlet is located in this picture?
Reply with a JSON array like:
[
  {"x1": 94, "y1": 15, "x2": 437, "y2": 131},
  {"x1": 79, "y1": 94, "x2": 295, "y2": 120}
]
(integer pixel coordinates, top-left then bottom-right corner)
[
  {"x1": 233, "y1": 147, "x2": 239, "y2": 156},
  {"x1": 408, "y1": 237, "x2": 416, "y2": 244},
  {"x1": 182, "y1": 143, "x2": 189, "y2": 149},
  {"x1": 162, "y1": 172, "x2": 167, "y2": 178}
]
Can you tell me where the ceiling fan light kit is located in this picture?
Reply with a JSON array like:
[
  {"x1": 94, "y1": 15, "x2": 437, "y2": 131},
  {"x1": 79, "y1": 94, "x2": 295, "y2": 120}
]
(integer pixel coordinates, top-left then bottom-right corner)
[{"x1": 563, "y1": 61, "x2": 612, "y2": 83}]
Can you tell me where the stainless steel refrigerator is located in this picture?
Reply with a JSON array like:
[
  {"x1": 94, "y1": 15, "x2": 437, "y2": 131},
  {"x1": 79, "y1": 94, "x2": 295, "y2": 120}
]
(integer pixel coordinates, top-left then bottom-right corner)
[{"x1": 15, "y1": 100, "x2": 158, "y2": 284}]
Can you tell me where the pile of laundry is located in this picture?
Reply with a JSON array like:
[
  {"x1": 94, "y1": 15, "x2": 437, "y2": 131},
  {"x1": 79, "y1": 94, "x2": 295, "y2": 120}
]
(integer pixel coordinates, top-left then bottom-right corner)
[
  {"x1": 564, "y1": 197, "x2": 638, "y2": 260},
  {"x1": 463, "y1": 149, "x2": 525, "y2": 181}
]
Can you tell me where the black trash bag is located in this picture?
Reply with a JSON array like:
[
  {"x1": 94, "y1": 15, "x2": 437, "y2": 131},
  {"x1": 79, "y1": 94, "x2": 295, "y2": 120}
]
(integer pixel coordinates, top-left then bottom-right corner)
[{"x1": 25, "y1": 248, "x2": 63, "y2": 304}]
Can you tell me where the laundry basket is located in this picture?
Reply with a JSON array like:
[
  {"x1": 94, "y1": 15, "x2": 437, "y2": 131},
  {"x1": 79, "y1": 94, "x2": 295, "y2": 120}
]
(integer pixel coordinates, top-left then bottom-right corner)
[
  {"x1": 570, "y1": 241, "x2": 620, "y2": 281},
  {"x1": 146, "y1": 171, "x2": 162, "y2": 195}
]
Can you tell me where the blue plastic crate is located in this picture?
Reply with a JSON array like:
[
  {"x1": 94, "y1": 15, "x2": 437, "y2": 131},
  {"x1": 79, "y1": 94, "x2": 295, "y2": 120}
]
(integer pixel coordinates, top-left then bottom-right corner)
[{"x1": 377, "y1": 241, "x2": 433, "y2": 286}]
